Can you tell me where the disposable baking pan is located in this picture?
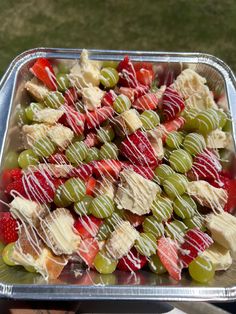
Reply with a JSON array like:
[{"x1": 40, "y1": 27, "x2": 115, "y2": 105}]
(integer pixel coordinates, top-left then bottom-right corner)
[{"x1": 0, "y1": 48, "x2": 236, "y2": 301}]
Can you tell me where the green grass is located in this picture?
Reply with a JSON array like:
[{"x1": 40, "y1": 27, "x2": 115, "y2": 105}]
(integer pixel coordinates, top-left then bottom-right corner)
[{"x1": 0, "y1": 0, "x2": 235, "y2": 75}]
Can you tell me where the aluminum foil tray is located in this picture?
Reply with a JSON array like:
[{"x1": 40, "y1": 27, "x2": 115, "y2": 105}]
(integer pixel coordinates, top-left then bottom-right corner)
[{"x1": 0, "y1": 48, "x2": 236, "y2": 301}]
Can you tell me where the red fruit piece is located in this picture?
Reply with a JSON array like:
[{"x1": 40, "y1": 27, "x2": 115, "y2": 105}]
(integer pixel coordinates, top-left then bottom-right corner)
[
  {"x1": 162, "y1": 87, "x2": 185, "y2": 121},
  {"x1": 122, "y1": 162, "x2": 154, "y2": 180},
  {"x1": 86, "y1": 106, "x2": 114, "y2": 130},
  {"x1": 86, "y1": 177, "x2": 97, "y2": 196},
  {"x1": 0, "y1": 212, "x2": 18, "y2": 244},
  {"x1": 118, "y1": 56, "x2": 138, "y2": 88},
  {"x1": 53, "y1": 178, "x2": 65, "y2": 190},
  {"x1": 69, "y1": 163, "x2": 93, "y2": 181},
  {"x1": 117, "y1": 248, "x2": 147, "y2": 271},
  {"x1": 122, "y1": 210, "x2": 145, "y2": 227},
  {"x1": 74, "y1": 215, "x2": 103, "y2": 239},
  {"x1": 61, "y1": 105, "x2": 86, "y2": 135},
  {"x1": 5, "y1": 179, "x2": 27, "y2": 198},
  {"x1": 64, "y1": 87, "x2": 78, "y2": 108},
  {"x1": 1, "y1": 168, "x2": 22, "y2": 189},
  {"x1": 30, "y1": 58, "x2": 57, "y2": 91},
  {"x1": 136, "y1": 69, "x2": 154, "y2": 86},
  {"x1": 102, "y1": 90, "x2": 117, "y2": 107},
  {"x1": 78, "y1": 237, "x2": 99, "y2": 267},
  {"x1": 133, "y1": 62, "x2": 154, "y2": 72},
  {"x1": 92, "y1": 160, "x2": 122, "y2": 178},
  {"x1": 120, "y1": 130, "x2": 158, "y2": 168},
  {"x1": 8, "y1": 168, "x2": 23, "y2": 181},
  {"x1": 159, "y1": 116, "x2": 185, "y2": 141},
  {"x1": 179, "y1": 229, "x2": 213, "y2": 268},
  {"x1": 133, "y1": 93, "x2": 159, "y2": 111},
  {"x1": 157, "y1": 237, "x2": 182, "y2": 281},
  {"x1": 48, "y1": 153, "x2": 69, "y2": 164},
  {"x1": 188, "y1": 149, "x2": 222, "y2": 181},
  {"x1": 84, "y1": 132, "x2": 99, "y2": 148}
]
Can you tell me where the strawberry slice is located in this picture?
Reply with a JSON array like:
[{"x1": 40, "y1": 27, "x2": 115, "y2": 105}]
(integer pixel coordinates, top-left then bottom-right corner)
[
  {"x1": 179, "y1": 229, "x2": 213, "y2": 268},
  {"x1": 92, "y1": 160, "x2": 122, "y2": 178},
  {"x1": 78, "y1": 237, "x2": 99, "y2": 267},
  {"x1": 30, "y1": 58, "x2": 57, "y2": 91},
  {"x1": 157, "y1": 237, "x2": 182, "y2": 281},
  {"x1": 0, "y1": 212, "x2": 18, "y2": 244},
  {"x1": 48, "y1": 153, "x2": 69, "y2": 164},
  {"x1": 122, "y1": 162, "x2": 154, "y2": 180},
  {"x1": 118, "y1": 56, "x2": 139, "y2": 88},
  {"x1": 133, "y1": 93, "x2": 159, "y2": 111},
  {"x1": 64, "y1": 87, "x2": 78, "y2": 108},
  {"x1": 1, "y1": 168, "x2": 22, "y2": 189},
  {"x1": 86, "y1": 107, "x2": 114, "y2": 130},
  {"x1": 84, "y1": 132, "x2": 99, "y2": 148},
  {"x1": 53, "y1": 178, "x2": 65, "y2": 189},
  {"x1": 136, "y1": 69, "x2": 154, "y2": 86},
  {"x1": 117, "y1": 248, "x2": 147, "y2": 271},
  {"x1": 74, "y1": 215, "x2": 102, "y2": 239},
  {"x1": 102, "y1": 90, "x2": 117, "y2": 107},
  {"x1": 120, "y1": 130, "x2": 158, "y2": 168},
  {"x1": 86, "y1": 177, "x2": 97, "y2": 196},
  {"x1": 69, "y1": 163, "x2": 93, "y2": 181},
  {"x1": 162, "y1": 87, "x2": 185, "y2": 121},
  {"x1": 159, "y1": 116, "x2": 185, "y2": 141},
  {"x1": 133, "y1": 62, "x2": 154, "y2": 72},
  {"x1": 60, "y1": 105, "x2": 85, "y2": 135},
  {"x1": 187, "y1": 149, "x2": 222, "y2": 181},
  {"x1": 5, "y1": 179, "x2": 27, "y2": 198}
]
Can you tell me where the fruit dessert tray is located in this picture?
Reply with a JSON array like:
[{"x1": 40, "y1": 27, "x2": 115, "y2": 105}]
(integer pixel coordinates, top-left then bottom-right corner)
[{"x1": 0, "y1": 48, "x2": 236, "y2": 301}]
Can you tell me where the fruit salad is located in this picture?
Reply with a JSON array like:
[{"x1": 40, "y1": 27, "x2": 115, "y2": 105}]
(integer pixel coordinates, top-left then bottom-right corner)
[{"x1": 0, "y1": 49, "x2": 236, "y2": 284}]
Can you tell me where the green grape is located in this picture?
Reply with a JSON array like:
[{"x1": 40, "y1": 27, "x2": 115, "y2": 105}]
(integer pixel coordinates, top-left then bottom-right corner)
[
  {"x1": 89, "y1": 195, "x2": 115, "y2": 218},
  {"x1": 73, "y1": 134, "x2": 85, "y2": 142},
  {"x1": 54, "y1": 185, "x2": 72, "y2": 207},
  {"x1": 24, "y1": 265, "x2": 36, "y2": 273},
  {"x1": 2, "y1": 243, "x2": 16, "y2": 266},
  {"x1": 65, "y1": 141, "x2": 88, "y2": 164},
  {"x1": 4, "y1": 151, "x2": 19, "y2": 169},
  {"x1": 173, "y1": 194, "x2": 197, "y2": 219},
  {"x1": 223, "y1": 117, "x2": 232, "y2": 132},
  {"x1": 16, "y1": 104, "x2": 30, "y2": 125},
  {"x1": 113, "y1": 94, "x2": 131, "y2": 113},
  {"x1": 135, "y1": 232, "x2": 157, "y2": 257},
  {"x1": 163, "y1": 173, "x2": 188, "y2": 198},
  {"x1": 18, "y1": 149, "x2": 39, "y2": 168},
  {"x1": 93, "y1": 250, "x2": 118, "y2": 274},
  {"x1": 189, "y1": 256, "x2": 215, "y2": 283},
  {"x1": 140, "y1": 110, "x2": 160, "y2": 130},
  {"x1": 100, "y1": 143, "x2": 118, "y2": 160},
  {"x1": 74, "y1": 195, "x2": 93, "y2": 216},
  {"x1": 183, "y1": 133, "x2": 206, "y2": 155},
  {"x1": 56, "y1": 73, "x2": 71, "y2": 92},
  {"x1": 217, "y1": 110, "x2": 227, "y2": 129},
  {"x1": 100, "y1": 67, "x2": 119, "y2": 88},
  {"x1": 84, "y1": 147, "x2": 100, "y2": 163},
  {"x1": 169, "y1": 149, "x2": 193, "y2": 173},
  {"x1": 142, "y1": 216, "x2": 164, "y2": 238},
  {"x1": 165, "y1": 220, "x2": 188, "y2": 240},
  {"x1": 195, "y1": 109, "x2": 219, "y2": 134},
  {"x1": 33, "y1": 137, "x2": 56, "y2": 158},
  {"x1": 102, "y1": 60, "x2": 118, "y2": 69},
  {"x1": 183, "y1": 215, "x2": 205, "y2": 231},
  {"x1": 148, "y1": 254, "x2": 166, "y2": 274},
  {"x1": 105, "y1": 210, "x2": 124, "y2": 228},
  {"x1": 62, "y1": 177, "x2": 86, "y2": 202},
  {"x1": 164, "y1": 147, "x2": 174, "y2": 160},
  {"x1": 154, "y1": 164, "x2": 175, "y2": 185},
  {"x1": 25, "y1": 102, "x2": 45, "y2": 121},
  {"x1": 97, "y1": 125, "x2": 115, "y2": 143},
  {"x1": 166, "y1": 132, "x2": 184, "y2": 149},
  {"x1": 93, "y1": 273, "x2": 117, "y2": 285},
  {"x1": 44, "y1": 91, "x2": 65, "y2": 109},
  {"x1": 182, "y1": 109, "x2": 199, "y2": 131},
  {"x1": 96, "y1": 222, "x2": 113, "y2": 241},
  {"x1": 151, "y1": 195, "x2": 173, "y2": 222},
  {"x1": 56, "y1": 61, "x2": 70, "y2": 73}
]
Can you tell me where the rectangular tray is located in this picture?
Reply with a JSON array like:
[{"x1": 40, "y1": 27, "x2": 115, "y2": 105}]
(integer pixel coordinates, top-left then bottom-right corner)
[{"x1": 0, "y1": 48, "x2": 236, "y2": 301}]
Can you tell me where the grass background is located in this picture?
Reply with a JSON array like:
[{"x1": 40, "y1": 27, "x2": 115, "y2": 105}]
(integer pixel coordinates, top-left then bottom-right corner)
[{"x1": 0, "y1": 0, "x2": 235, "y2": 75}]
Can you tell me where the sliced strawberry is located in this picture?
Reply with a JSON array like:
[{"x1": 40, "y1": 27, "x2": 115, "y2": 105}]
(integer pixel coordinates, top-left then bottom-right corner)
[
  {"x1": 133, "y1": 62, "x2": 154, "y2": 72},
  {"x1": 157, "y1": 237, "x2": 182, "y2": 281},
  {"x1": 64, "y1": 87, "x2": 78, "y2": 108},
  {"x1": 8, "y1": 168, "x2": 22, "y2": 181},
  {"x1": 0, "y1": 212, "x2": 18, "y2": 244},
  {"x1": 118, "y1": 56, "x2": 138, "y2": 88},
  {"x1": 78, "y1": 237, "x2": 99, "y2": 267},
  {"x1": 86, "y1": 106, "x2": 114, "y2": 130},
  {"x1": 120, "y1": 130, "x2": 158, "y2": 168},
  {"x1": 117, "y1": 248, "x2": 147, "y2": 271},
  {"x1": 5, "y1": 179, "x2": 27, "y2": 198},
  {"x1": 122, "y1": 210, "x2": 145, "y2": 227},
  {"x1": 133, "y1": 93, "x2": 159, "y2": 111},
  {"x1": 187, "y1": 149, "x2": 222, "y2": 181},
  {"x1": 84, "y1": 132, "x2": 99, "y2": 148},
  {"x1": 1, "y1": 168, "x2": 22, "y2": 189},
  {"x1": 69, "y1": 163, "x2": 93, "y2": 181},
  {"x1": 86, "y1": 177, "x2": 97, "y2": 196},
  {"x1": 118, "y1": 87, "x2": 136, "y2": 102},
  {"x1": 136, "y1": 69, "x2": 154, "y2": 86},
  {"x1": 162, "y1": 87, "x2": 185, "y2": 121},
  {"x1": 61, "y1": 105, "x2": 85, "y2": 135},
  {"x1": 30, "y1": 58, "x2": 57, "y2": 91},
  {"x1": 179, "y1": 229, "x2": 213, "y2": 268},
  {"x1": 92, "y1": 160, "x2": 122, "y2": 178},
  {"x1": 102, "y1": 90, "x2": 117, "y2": 107},
  {"x1": 122, "y1": 162, "x2": 154, "y2": 180},
  {"x1": 74, "y1": 215, "x2": 102, "y2": 239},
  {"x1": 48, "y1": 153, "x2": 69, "y2": 164},
  {"x1": 53, "y1": 178, "x2": 65, "y2": 190},
  {"x1": 160, "y1": 116, "x2": 185, "y2": 141}
]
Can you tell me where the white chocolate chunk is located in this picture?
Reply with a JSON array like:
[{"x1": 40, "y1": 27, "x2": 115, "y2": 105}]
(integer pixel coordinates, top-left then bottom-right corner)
[
  {"x1": 185, "y1": 85, "x2": 217, "y2": 111},
  {"x1": 201, "y1": 242, "x2": 232, "y2": 271},
  {"x1": 22, "y1": 123, "x2": 51, "y2": 147},
  {"x1": 25, "y1": 79, "x2": 49, "y2": 102},
  {"x1": 146, "y1": 129, "x2": 164, "y2": 160},
  {"x1": 34, "y1": 108, "x2": 64, "y2": 124},
  {"x1": 81, "y1": 86, "x2": 104, "y2": 111},
  {"x1": 47, "y1": 123, "x2": 74, "y2": 149},
  {"x1": 120, "y1": 109, "x2": 143, "y2": 134},
  {"x1": 95, "y1": 178, "x2": 116, "y2": 200},
  {"x1": 206, "y1": 129, "x2": 234, "y2": 150}
]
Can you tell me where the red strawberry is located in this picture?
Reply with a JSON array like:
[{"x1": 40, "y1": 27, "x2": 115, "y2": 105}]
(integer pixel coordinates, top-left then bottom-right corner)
[
  {"x1": 1, "y1": 168, "x2": 22, "y2": 189},
  {"x1": 118, "y1": 87, "x2": 136, "y2": 102},
  {"x1": 133, "y1": 93, "x2": 159, "y2": 111},
  {"x1": 118, "y1": 56, "x2": 139, "y2": 88},
  {"x1": 48, "y1": 153, "x2": 69, "y2": 164},
  {"x1": 122, "y1": 210, "x2": 145, "y2": 227},
  {"x1": 5, "y1": 179, "x2": 27, "y2": 198},
  {"x1": 78, "y1": 237, "x2": 99, "y2": 267},
  {"x1": 92, "y1": 160, "x2": 122, "y2": 178},
  {"x1": 84, "y1": 132, "x2": 99, "y2": 148},
  {"x1": 86, "y1": 107, "x2": 114, "y2": 129},
  {"x1": 179, "y1": 229, "x2": 213, "y2": 268},
  {"x1": 0, "y1": 212, "x2": 18, "y2": 244},
  {"x1": 8, "y1": 168, "x2": 22, "y2": 181},
  {"x1": 53, "y1": 178, "x2": 65, "y2": 190},
  {"x1": 30, "y1": 58, "x2": 57, "y2": 91},
  {"x1": 74, "y1": 215, "x2": 102, "y2": 239},
  {"x1": 157, "y1": 237, "x2": 182, "y2": 281},
  {"x1": 159, "y1": 116, "x2": 185, "y2": 141},
  {"x1": 64, "y1": 87, "x2": 78, "y2": 107},
  {"x1": 133, "y1": 62, "x2": 154, "y2": 72},
  {"x1": 86, "y1": 177, "x2": 97, "y2": 196},
  {"x1": 136, "y1": 69, "x2": 154, "y2": 86},
  {"x1": 61, "y1": 105, "x2": 86, "y2": 135},
  {"x1": 187, "y1": 149, "x2": 222, "y2": 181},
  {"x1": 117, "y1": 248, "x2": 147, "y2": 271},
  {"x1": 102, "y1": 90, "x2": 117, "y2": 106},
  {"x1": 122, "y1": 162, "x2": 154, "y2": 180},
  {"x1": 162, "y1": 87, "x2": 185, "y2": 121},
  {"x1": 120, "y1": 130, "x2": 158, "y2": 168},
  {"x1": 69, "y1": 163, "x2": 93, "y2": 181}
]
